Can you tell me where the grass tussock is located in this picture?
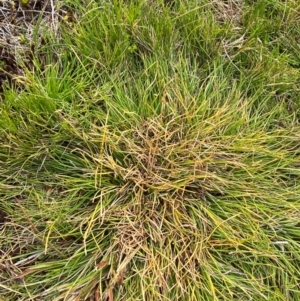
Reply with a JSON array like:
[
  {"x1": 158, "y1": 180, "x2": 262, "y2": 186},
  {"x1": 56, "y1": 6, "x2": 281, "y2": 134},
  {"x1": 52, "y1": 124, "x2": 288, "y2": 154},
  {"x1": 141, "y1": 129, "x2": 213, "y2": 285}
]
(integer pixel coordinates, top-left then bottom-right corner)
[{"x1": 1, "y1": 0, "x2": 300, "y2": 300}]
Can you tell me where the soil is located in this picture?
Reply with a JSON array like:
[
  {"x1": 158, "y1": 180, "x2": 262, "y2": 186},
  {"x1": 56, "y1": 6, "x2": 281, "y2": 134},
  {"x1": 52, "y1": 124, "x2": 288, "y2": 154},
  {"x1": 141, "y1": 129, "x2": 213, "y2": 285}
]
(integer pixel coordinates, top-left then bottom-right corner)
[{"x1": 0, "y1": 209, "x2": 8, "y2": 227}]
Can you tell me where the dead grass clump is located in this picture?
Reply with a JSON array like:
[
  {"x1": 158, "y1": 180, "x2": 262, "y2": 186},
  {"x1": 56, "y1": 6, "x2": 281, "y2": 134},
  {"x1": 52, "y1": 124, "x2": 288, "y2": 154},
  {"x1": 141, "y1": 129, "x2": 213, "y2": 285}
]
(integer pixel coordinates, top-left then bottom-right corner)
[{"x1": 100, "y1": 115, "x2": 231, "y2": 198}]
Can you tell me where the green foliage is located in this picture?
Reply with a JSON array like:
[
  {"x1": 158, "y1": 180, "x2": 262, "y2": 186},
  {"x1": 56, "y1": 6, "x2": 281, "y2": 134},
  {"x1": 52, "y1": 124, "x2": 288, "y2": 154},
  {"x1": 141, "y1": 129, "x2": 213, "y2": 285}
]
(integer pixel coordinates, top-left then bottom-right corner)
[{"x1": 1, "y1": 0, "x2": 300, "y2": 300}]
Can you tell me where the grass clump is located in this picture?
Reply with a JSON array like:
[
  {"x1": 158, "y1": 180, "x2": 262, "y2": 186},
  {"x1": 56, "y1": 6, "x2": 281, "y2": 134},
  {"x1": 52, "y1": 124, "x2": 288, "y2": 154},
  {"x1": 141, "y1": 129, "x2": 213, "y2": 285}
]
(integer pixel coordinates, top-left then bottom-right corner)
[{"x1": 1, "y1": 0, "x2": 300, "y2": 300}]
